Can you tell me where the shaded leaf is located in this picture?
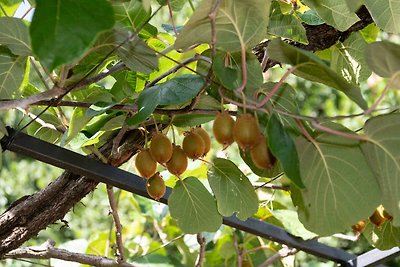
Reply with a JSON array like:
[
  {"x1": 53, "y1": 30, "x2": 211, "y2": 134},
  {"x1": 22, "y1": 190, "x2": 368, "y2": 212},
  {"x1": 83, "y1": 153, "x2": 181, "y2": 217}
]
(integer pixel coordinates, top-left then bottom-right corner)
[
  {"x1": 364, "y1": 0, "x2": 400, "y2": 34},
  {"x1": 0, "y1": 17, "x2": 31, "y2": 56},
  {"x1": 127, "y1": 74, "x2": 204, "y2": 126},
  {"x1": 302, "y1": 0, "x2": 359, "y2": 31},
  {"x1": 268, "y1": 2, "x2": 307, "y2": 44},
  {"x1": 344, "y1": 0, "x2": 364, "y2": 12},
  {"x1": 293, "y1": 126, "x2": 380, "y2": 235},
  {"x1": 365, "y1": 41, "x2": 400, "y2": 77},
  {"x1": 26, "y1": 113, "x2": 62, "y2": 143},
  {"x1": 267, "y1": 114, "x2": 304, "y2": 188},
  {"x1": 361, "y1": 114, "x2": 400, "y2": 226},
  {"x1": 0, "y1": 52, "x2": 26, "y2": 99},
  {"x1": 267, "y1": 39, "x2": 368, "y2": 110},
  {"x1": 175, "y1": 0, "x2": 271, "y2": 51},
  {"x1": 213, "y1": 51, "x2": 263, "y2": 92},
  {"x1": 331, "y1": 32, "x2": 371, "y2": 84},
  {"x1": 169, "y1": 176, "x2": 223, "y2": 233},
  {"x1": 65, "y1": 108, "x2": 93, "y2": 144},
  {"x1": 30, "y1": 0, "x2": 115, "y2": 71},
  {"x1": 208, "y1": 158, "x2": 258, "y2": 220},
  {"x1": 297, "y1": 10, "x2": 324, "y2": 25}
]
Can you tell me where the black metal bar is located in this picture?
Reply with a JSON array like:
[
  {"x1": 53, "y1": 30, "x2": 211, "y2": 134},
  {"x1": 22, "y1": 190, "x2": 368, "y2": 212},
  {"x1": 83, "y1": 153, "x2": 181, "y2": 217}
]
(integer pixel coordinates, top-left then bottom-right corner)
[
  {"x1": 1, "y1": 129, "x2": 356, "y2": 264},
  {"x1": 347, "y1": 247, "x2": 400, "y2": 266}
]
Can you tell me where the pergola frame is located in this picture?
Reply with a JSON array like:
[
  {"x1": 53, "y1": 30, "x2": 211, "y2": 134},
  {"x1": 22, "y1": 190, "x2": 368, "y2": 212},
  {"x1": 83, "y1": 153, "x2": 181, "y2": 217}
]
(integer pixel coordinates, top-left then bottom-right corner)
[{"x1": 1, "y1": 128, "x2": 399, "y2": 266}]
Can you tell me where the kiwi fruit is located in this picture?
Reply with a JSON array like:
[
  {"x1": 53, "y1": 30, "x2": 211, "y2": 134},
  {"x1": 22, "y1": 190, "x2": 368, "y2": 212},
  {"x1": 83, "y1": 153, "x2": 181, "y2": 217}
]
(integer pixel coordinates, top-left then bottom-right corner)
[
  {"x1": 146, "y1": 172, "x2": 166, "y2": 200},
  {"x1": 135, "y1": 149, "x2": 157, "y2": 178},
  {"x1": 193, "y1": 126, "x2": 211, "y2": 156},
  {"x1": 233, "y1": 113, "x2": 262, "y2": 150},
  {"x1": 149, "y1": 133, "x2": 173, "y2": 163},
  {"x1": 182, "y1": 131, "x2": 206, "y2": 159},
  {"x1": 166, "y1": 145, "x2": 188, "y2": 176},
  {"x1": 213, "y1": 111, "x2": 235, "y2": 148}
]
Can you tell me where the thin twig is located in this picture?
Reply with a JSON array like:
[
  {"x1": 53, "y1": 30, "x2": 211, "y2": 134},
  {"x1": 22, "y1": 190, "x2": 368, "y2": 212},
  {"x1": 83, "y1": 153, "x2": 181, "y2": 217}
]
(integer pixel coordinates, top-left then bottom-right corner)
[
  {"x1": 106, "y1": 185, "x2": 125, "y2": 263},
  {"x1": 209, "y1": 0, "x2": 222, "y2": 57},
  {"x1": 311, "y1": 121, "x2": 368, "y2": 141},
  {"x1": 233, "y1": 233, "x2": 242, "y2": 267},
  {"x1": 254, "y1": 173, "x2": 284, "y2": 190},
  {"x1": 258, "y1": 247, "x2": 298, "y2": 267},
  {"x1": 20, "y1": 6, "x2": 33, "y2": 20},
  {"x1": 30, "y1": 58, "x2": 52, "y2": 91},
  {"x1": 16, "y1": 108, "x2": 65, "y2": 133},
  {"x1": 0, "y1": 3, "x2": 9, "y2": 17},
  {"x1": 195, "y1": 233, "x2": 206, "y2": 267},
  {"x1": 166, "y1": 0, "x2": 178, "y2": 36},
  {"x1": 112, "y1": 124, "x2": 129, "y2": 157},
  {"x1": 4, "y1": 240, "x2": 137, "y2": 267},
  {"x1": 254, "y1": 184, "x2": 290, "y2": 191}
]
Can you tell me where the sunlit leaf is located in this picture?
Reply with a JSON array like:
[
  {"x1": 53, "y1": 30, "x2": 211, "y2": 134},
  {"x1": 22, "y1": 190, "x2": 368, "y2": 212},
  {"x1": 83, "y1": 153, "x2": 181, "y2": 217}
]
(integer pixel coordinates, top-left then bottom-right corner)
[
  {"x1": 65, "y1": 108, "x2": 93, "y2": 145},
  {"x1": 175, "y1": 0, "x2": 271, "y2": 51},
  {"x1": 0, "y1": 17, "x2": 31, "y2": 56},
  {"x1": 271, "y1": 210, "x2": 317, "y2": 239},
  {"x1": 302, "y1": 0, "x2": 359, "y2": 31},
  {"x1": 208, "y1": 158, "x2": 258, "y2": 220},
  {"x1": 169, "y1": 176, "x2": 223, "y2": 233},
  {"x1": 293, "y1": 125, "x2": 380, "y2": 235},
  {"x1": 30, "y1": 0, "x2": 115, "y2": 71},
  {"x1": 361, "y1": 114, "x2": 400, "y2": 226},
  {"x1": 331, "y1": 32, "x2": 371, "y2": 84},
  {"x1": 267, "y1": 39, "x2": 368, "y2": 110},
  {"x1": 364, "y1": 0, "x2": 400, "y2": 34}
]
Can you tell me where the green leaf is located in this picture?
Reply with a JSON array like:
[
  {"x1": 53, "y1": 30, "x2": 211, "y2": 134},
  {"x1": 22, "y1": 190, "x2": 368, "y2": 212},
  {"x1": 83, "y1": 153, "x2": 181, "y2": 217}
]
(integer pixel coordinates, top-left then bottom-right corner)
[
  {"x1": 363, "y1": 221, "x2": 400, "y2": 250},
  {"x1": 175, "y1": 0, "x2": 271, "y2": 51},
  {"x1": 268, "y1": 2, "x2": 307, "y2": 44},
  {"x1": 293, "y1": 127, "x2": 381, "y2": 235},
  {"x1": 302, "y1": 0, "x2": 359, "y2": 31},
  {"x1": 172, "y1": 114, "x2": 215, "y2": 127},
  {"x1": 65, "y1": 108, "x2": 93, "y2": 145},
  {"x1": 297, "y1": 10, "x2": 324, "y2": 25},
  {"x1": 0, "y1": 52, "x2": 26, "y2": 99},
  {"x1": 361, "y1": 113, "x2": 400, "y2": 226},
  {"x1": 271, "y1": 210, "x2": 317, "y2": 239},
  {"x1": 208, "y1": 158, "x2": 259, "y2": 220},
  {"x1": 30, "y1": 0, "x2": 115, "y2": 71},
  {"x1": 0, "y1": 17, "x2": 31, "y2": 56},
  {"x1": 267, "y1": 39, "x2": 368, "y2": 110},
  {"x1": 267, "y1": 114, "x2": 304, "y2": 188},
  {"x1": 331, "y1": 32, "x2": 371, "y2": 84},
  {"x1": 156, "y1": 0, "x2": 186, "y2": 11},
  {"x1": 344, "y1": 0, "x2": 364, "y2": 12},
  {"x1": 365, "y1": 41, "x2": 400, "y2": 78},
  {"x1": 364, "y1": 0, "x2": 400, "y2": 34},
  {"x1": 168, "y1": 176, "x2": 223, "y2": 234},
  {"x1": 212, "y1": 51, "x2": 263, "y2": 92},
  {"x1": 127, "y1": 74, "x2": 204, "y2": 126},
  {"x1": 26, "y1": 113, "x2": 62, "y2": 143}
]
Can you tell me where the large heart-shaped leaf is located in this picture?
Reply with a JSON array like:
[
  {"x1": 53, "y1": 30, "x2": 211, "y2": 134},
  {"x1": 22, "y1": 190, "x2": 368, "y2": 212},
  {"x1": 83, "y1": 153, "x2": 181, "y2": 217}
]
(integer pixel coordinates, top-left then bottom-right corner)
[
  {"x1": 175, "y1": 0, "x2": 271, "y2": 51},
  {"x1": 127, "y1": 74, "x2": 204, "y2": 126},
  {"x1": 293, "y1": 126, "x2": 381, "y2": 235},
  {"x1": 365, "y1": 0, "x2": 400, "y2": 34},
  {"x1": 30, "y1": 0, "x2": 115, "y2": 71},
  {"x1": 208, "y1": 158, "x2": 258, "y2": 220},
  {"x1": 267, "y1": 39, "x2": 368, "y2": 110},
  {"x1": 0, "y1": 17, "x2": 31, "y2": 56},
  {"x1": 302, "y1": 0, "x2": 359, "y2": 31},
  {"x1": 0, "y1": 52, "x2": 26, "y2": 99},
  {"x1": 331, "y1": 32, "x2": 371, "y2": 84},
  {"x1": 168, "y1": 177, "x2": 223, "y2": 234},
  {"x1": 361, "y1": 114, "x2": 400, "y2": 226}
]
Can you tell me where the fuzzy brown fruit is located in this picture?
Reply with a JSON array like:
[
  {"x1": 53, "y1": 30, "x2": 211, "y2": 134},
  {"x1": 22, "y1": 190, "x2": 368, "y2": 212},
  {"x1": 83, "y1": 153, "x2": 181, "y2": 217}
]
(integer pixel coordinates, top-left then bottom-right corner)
[
  {"x1": 233, "y1": 113, "x2": 261, "y2": 150},
  {"x1": 369, "y1": 205, "x2": 387, "y2": 227},
  {"x1": 146, "y1": 173, "x2": 166, "y2": 200},
  {"x1": 166, "y1": 145, "x2": 188, "y2": 176},
  {"x1": 213, "y1": 111, "x2": 235, "y2": 147},
  {"x1": 250, "y1": 136, "x2": 276, "y2": 170},
  {"x1": 182, "y1": 131, "x2": 205, "y2": 159},
  {"x1": 193, "y1": 127, "x2": 211, "y2": 156},
  {"x1": 135, "y1": 149, "x2": 157, "y2": 178},
  {"x1": 149, "y1": 133, "x2": 173, "y2": 163}
]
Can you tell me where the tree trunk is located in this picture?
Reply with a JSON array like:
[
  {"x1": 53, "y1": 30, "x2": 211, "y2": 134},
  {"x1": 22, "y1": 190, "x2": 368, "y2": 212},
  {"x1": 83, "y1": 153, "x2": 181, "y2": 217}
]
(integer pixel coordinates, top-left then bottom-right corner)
[{"x1": 0, "y1": 129, "x2": 144, "y2": 258}]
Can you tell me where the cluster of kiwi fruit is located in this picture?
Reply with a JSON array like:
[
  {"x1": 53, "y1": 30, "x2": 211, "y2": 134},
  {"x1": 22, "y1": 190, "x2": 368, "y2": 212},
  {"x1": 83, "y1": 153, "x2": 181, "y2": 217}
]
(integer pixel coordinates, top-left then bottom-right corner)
[
  {"x1": 135, "y1": 127, "x2": 211, "y2": 200},
  {"x1": 135, "y1": 111, "x2": 276, "y2": 200},
  {"x1": 352, "y1": 205, "x2": 393, "y2": 234},
  {"x1": 213, "y1": 111, "x2": 276, "y2": 170}
]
